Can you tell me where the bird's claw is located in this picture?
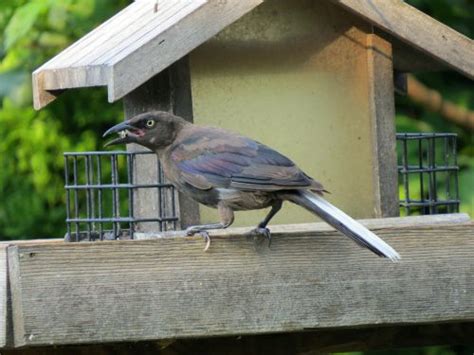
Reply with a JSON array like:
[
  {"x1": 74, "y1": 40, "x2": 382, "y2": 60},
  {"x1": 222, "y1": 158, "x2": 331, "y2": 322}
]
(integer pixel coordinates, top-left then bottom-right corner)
[
  {"x1": 247, "y1": 227, "x2": 272, "y2": 248},
  {"x1": 186, "y1": 228, "x2": 211, "y2": 252}
]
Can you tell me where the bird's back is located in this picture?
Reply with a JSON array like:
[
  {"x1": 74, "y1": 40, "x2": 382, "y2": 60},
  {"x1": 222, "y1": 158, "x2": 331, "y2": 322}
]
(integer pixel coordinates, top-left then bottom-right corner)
[{"x1": 165, "y1": 124, "x2": 325, "y2": 195}]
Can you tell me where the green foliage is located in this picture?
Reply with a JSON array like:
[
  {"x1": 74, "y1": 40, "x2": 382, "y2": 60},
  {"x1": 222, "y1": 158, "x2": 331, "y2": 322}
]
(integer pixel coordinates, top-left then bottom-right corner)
[
  {"x1": 4, "y1": 1, "x2": 49, "y2": 50},
  {"x1": 0, "y1": 0, "x2": 127, "y2": 239}
]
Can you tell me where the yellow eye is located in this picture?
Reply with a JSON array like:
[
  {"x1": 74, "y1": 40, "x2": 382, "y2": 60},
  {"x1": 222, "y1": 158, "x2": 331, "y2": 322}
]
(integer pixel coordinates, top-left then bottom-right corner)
[{"x1": 146, "y1": 120, "x2": 155, "y2": 128}]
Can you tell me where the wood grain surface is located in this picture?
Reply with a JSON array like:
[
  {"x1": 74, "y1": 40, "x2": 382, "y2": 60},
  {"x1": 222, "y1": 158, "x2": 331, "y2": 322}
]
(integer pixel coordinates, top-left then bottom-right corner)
[
  {"x1": 330, "y1": 0, "x2": 474, "y2": 79},
  {"x1": 6, "y1": 216, "x2": 473, "y2": 347}
]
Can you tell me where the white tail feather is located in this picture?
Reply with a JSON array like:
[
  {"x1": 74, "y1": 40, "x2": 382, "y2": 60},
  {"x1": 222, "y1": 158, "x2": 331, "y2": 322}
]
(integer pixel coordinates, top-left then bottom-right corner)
[{"x1": 301, "y1": 191, "x2": 401, "y2": 261}]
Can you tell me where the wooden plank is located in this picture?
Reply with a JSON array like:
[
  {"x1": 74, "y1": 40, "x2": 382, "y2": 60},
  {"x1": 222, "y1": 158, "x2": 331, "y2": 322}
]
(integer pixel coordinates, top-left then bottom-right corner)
[
  {"x1": 92, "y1": 1, "x2": 207, "y2": 67},
  {"x1": 134, "y1": 213, "x2": 471, "y2": 239},
  {"x1": 328, "y1": 0, "x2": 474, "y2": 79},
  {"x1": 35, "y1": 1, "x2": 206, "y2": 73},
  {"x1": 109, "y1": 0, "x2": 263, "y2": 101},
  {"x1": 123, "y1": 57, "x2": 200, "y2": 232},
  {"x1": 0, "y1": 245, "x2": 8, "y2": 347},
  {"x1": 366, "y1": 34, "x2": 398, "y2": 217},
  {"x1": 0, "y1": 239, "x2": 63, "y2": 245},
  {"x1": 377, "y1": 30, "x2": 446, "y2": 73},
  {"x1": 6, "y1": 247, "x2": 25, "y2": 348},
  {"x1": 8, "y1": 220, "x2": 474, "y2": 347},
  {"x1": 40, "y1": 1, "x2": 150, "y2": 69},
  {"x1": 2, "y1": 214, "x2": 467, "y2": 245},
  {"x1": 31, "y1": 72, "x2": 63, "y2": 110},
  {"x1": 32, "y1": 0, "x2": 263, "y2": 109}
]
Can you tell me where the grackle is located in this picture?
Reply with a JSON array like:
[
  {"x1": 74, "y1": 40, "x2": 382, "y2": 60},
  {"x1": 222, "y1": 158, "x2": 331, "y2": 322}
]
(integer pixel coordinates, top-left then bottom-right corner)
[{"x1": 104, "y1": 111, "x2": 400, "y2": 261}]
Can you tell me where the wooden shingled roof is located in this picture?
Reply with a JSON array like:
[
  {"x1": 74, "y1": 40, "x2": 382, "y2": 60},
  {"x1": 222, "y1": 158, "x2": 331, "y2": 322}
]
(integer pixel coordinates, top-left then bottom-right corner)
[{"x1": 33, "y1": 0, "x2": 474, "y2": 110}]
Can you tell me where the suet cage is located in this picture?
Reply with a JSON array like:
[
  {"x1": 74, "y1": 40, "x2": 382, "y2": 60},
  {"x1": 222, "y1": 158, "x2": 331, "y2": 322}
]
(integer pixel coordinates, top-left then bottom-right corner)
[
  {"x1": 63, "y1": 150, "x2": 179, "y2": 242},
  {"x1": 64, "y1": 133, "x2": 460, "y2": 241},
  {"x1": 396, "y1": 133, "x2": 459, "y2": 216}
]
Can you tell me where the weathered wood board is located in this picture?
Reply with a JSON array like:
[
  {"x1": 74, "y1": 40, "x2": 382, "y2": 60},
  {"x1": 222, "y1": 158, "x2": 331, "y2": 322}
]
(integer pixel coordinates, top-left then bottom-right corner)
[
  {"x1": 366, "y1": 34, "x2": 398, "y2": 217},
  {"x1": 33, "y1": 0, "x2": 474, "y2": 110},
  {"x1": 32, "y1": 0, "x2": 264, "y2": 109},
  {"x1": 0, "y1": 245, "x2": 8, "y2": 347},
  {"x1": 7, "y1": 216, "x2": 474, "y2": 347},
  {"x1": 134, "y1": 213, "x2": 471, "y2": 239},
  {"x1": 329, "y1": 0, "x2": 474, "y2": 79}
]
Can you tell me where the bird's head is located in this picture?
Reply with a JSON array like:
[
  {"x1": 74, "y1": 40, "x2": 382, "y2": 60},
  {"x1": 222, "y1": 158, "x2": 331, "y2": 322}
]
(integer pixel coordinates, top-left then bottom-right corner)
[{"x1": 103, "y1": 111, "x2": 188, "y2": 150}]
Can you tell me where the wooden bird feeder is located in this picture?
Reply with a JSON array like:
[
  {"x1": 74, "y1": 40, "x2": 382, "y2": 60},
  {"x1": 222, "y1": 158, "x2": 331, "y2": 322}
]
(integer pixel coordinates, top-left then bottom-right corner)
[{"x1": 1, "y1": 0, "x2": 473, "y2": 353}]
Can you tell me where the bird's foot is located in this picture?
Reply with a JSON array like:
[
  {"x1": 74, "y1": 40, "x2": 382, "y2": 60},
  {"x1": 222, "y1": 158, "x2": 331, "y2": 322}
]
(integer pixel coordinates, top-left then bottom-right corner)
[
  {"x1": 246, "y1": 227, "x2": 272, "y2": 248},
  {"x1": 186, "y1": 228, "x2": 211, "y2": 252}
]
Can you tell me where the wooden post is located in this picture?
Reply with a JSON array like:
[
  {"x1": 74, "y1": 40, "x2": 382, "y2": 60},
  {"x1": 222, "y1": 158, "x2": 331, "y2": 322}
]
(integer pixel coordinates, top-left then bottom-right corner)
[
  {"x1": 367, "y1": 34, "x2": 399, "y2": 217},
  {"x1": 123, "y1": 57, "x2": 200, "y2": 232}
]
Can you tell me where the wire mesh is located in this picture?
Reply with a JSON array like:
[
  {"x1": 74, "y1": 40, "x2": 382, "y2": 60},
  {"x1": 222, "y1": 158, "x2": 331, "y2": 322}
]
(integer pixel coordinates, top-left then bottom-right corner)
[
  {"x1": 64, "y1": 150, "x2": 179, "y2": 242},
  {"x1": 396, "y1": 133, "x2": 460, "y2": 216},
  {"x1": 63, "y1": 133, "x2": 460, "y2": 241}
]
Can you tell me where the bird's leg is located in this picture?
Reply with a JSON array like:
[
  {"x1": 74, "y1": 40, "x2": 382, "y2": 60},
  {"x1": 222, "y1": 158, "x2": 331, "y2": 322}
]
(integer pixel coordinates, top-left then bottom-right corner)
[
  {"x1": 247, "y1": 200, "x2": 282, "y2": 247},
  {"x1": 185, "y1": 204, "x2": 234, "y2": 251}
]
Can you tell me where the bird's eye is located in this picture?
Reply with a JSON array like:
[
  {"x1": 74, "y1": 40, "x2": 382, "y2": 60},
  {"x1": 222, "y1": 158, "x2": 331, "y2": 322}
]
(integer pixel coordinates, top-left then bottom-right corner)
[{"x1": 146, "y1": 120, "x2": 155, "y2": 128}]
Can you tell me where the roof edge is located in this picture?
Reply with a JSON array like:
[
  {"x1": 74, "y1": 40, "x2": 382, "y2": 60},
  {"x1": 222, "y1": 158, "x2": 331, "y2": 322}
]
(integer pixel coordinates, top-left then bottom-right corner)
[
  {"x1": 32, "y1": 66, "x2": 109, "y2": 110},
  {"x1": 32, "y1": 0, "x2": 264, "y2": 109},
  {"x1": 108, "y1": 0, "x2": 263, "y2": 102},
  {"x1": 328, "y1": 0, "x2": 474, "y2": 79}
]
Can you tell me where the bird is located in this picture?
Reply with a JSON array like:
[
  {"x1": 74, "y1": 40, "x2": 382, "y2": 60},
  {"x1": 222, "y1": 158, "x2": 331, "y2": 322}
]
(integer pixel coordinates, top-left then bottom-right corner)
[{"x1": 103, "y1": 111, "x2": 400, "y2": 261}]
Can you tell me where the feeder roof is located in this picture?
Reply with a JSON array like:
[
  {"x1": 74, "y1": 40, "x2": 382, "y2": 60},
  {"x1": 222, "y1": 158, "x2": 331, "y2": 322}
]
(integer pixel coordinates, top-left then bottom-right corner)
[
  {"x1": 32, "y1": 0, "x2": 263, "y2": 109},
  {"x1": 33, "y1": 0, "x2": 474, "y2": 110}
]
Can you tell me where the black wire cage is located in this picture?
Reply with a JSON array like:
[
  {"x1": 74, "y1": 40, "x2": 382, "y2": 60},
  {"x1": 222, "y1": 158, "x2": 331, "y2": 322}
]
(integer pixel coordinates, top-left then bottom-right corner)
[
  {"x1": 64, "y1": 133, "x2": 460, "y2": 241},
  {"x1": 64, "y1": 151, "x2": 179, "y2": 242},
  {"x1": 396, "y1": 133, "x2": 460, "y2": 215}
]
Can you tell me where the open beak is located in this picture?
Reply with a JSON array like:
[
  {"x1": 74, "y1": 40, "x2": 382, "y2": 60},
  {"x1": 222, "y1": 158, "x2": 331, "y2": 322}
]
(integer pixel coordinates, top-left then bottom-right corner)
[{"x1": 103, "y1": 121, "x2": 137, "y2": 147}]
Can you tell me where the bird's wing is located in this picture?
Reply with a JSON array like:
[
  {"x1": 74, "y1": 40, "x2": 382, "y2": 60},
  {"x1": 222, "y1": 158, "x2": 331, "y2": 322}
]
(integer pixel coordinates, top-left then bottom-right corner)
[{"x1": 170, "y1": 127, "x2": 324, "y2": 192}]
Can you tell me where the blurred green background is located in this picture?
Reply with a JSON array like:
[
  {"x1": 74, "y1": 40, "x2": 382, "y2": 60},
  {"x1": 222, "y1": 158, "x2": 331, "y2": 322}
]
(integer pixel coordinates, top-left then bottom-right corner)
[
  {"x1": 0, "y1": 0, "x2": 472, "y2": 353},
  {"x1": 0, "y1": 0, "x2": 472, "y2": 239},
  {"x1": 0, "y1": 0, "x2": 128, "y2": 238}
]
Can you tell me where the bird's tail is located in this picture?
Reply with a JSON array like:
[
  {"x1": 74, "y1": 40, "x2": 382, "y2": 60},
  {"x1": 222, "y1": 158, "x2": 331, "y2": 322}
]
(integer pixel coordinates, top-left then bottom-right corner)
[{"x1": 281, "y1": 190, "x2": 400, "y2": 261}]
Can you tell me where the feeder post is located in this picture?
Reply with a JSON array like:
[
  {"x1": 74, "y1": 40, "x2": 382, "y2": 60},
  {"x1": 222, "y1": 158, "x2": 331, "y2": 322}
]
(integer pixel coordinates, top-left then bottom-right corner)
[
  {"x1": 367, "y1": 34, "x2": 399, "y2": 217},
  {"x1": 123, "y1": 57, "x2": 200, "y2": 232}
]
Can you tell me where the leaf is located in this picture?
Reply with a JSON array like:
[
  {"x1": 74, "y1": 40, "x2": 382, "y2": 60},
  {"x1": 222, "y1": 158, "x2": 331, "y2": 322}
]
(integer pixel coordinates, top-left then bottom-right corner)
[{"x1": 3, "y1": 1, "x2": 48, "y2": 49}]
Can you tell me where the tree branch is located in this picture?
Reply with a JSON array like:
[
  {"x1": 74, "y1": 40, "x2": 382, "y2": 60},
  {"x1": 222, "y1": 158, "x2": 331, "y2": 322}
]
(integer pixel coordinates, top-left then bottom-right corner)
[{"x1": 407, "y1": 75, "x2": 474, "y2": 131}]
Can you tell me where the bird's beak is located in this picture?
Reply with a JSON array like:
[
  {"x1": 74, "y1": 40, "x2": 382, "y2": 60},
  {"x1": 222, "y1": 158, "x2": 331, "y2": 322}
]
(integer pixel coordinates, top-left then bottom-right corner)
[{"x1": 103, "y1": 121, "x2": 137, "y2": 147}]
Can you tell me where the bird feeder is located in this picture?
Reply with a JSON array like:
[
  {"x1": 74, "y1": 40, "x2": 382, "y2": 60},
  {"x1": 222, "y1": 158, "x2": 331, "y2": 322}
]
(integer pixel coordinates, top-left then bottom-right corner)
[
  {"x1": 1, "y1": 0, "x2": 472, "y2": 353},
  {"x1": 32, "y1": 0, "x2": 473, "y2": 232}
]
